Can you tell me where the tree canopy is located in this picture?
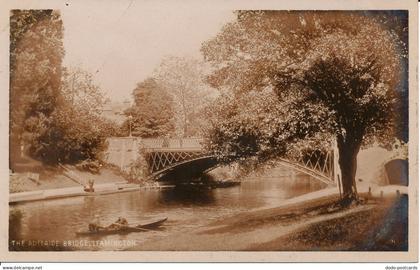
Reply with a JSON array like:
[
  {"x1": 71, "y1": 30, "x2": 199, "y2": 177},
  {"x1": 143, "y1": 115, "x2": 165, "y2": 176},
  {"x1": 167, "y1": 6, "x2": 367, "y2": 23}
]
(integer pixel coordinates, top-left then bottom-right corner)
[
  {"x1": 10, "y1": 10, "x2": 113, "y2": 166},
  {"x1": 123, "y1": 78, "x2": 175, "y2": 137},
  {"x1": 201, "y1": 11, "x2": 408, "y2": 202},
  {"x1": 42, "y1": 67, "x2": 112, "y2": 164},
  {"x1": 10, "y1": 10, "x2": 64, "y2": 165},
  {"x1": 154, "y1": 56, "x2": 218, "y2": 137}
]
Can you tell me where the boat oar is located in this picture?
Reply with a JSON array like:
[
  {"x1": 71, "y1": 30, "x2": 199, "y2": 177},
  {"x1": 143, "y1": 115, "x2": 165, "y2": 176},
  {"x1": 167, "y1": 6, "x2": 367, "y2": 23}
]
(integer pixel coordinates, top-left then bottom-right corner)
[
  {"x1": 136, "y1": 227, "x2": 154, "y2": 232},
  {"x1": 126, "y1": 224, "x2": 155, "y2": 232}
]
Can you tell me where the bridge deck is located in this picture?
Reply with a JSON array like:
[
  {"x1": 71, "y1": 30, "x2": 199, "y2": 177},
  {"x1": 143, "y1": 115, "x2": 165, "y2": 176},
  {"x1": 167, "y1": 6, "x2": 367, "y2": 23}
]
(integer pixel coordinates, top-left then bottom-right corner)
[
  {"x1": 141, "y1": 138, "x2": 204, "y2": 149},
  {"x1": 142, "y1": 147, "x2": 203, "y2": 152},
  {"x1": 105, "y1": 137, "x2": 336, "y2": 185}
]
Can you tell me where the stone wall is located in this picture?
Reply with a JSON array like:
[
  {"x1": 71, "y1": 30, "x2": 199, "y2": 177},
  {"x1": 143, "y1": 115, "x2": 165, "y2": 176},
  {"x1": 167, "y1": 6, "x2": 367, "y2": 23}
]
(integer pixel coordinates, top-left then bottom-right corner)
[{"x1": 104, "y1": 137, "x2": 141, "y2": 171}]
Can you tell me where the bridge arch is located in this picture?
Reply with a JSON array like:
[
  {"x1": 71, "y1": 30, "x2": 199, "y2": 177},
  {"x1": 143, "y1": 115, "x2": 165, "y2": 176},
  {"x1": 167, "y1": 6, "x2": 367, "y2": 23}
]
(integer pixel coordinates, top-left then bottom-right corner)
[
  {"x1": 147, "y1": 154, "x2": 335, "y2": 186},
  {"x1": 104, "y1": 137, "x2": 337, "y2": 185},
  {"x1": 148, "y1": 155, "x2": 219, "y2": 182}
]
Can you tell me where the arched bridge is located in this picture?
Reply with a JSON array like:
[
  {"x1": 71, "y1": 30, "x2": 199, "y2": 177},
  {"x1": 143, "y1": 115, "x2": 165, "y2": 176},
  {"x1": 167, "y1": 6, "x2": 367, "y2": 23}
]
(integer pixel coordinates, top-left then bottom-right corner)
[
  {"x1": 139, "y1": 138, "x2": 337, "y2": 185},
  {"x1": 105, "y1": 137, "x2": 337, "y2": 185},
  {"x1": 140, "y1": 138, "x2": 215, "y2": 182}
]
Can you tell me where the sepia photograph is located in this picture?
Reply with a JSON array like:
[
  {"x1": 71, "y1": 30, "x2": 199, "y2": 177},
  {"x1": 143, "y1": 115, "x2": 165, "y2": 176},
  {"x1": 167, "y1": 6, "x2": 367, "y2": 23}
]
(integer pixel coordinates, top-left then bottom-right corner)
[{"x1": 0, "y1": 0, "x2": 418, "y2": 263}]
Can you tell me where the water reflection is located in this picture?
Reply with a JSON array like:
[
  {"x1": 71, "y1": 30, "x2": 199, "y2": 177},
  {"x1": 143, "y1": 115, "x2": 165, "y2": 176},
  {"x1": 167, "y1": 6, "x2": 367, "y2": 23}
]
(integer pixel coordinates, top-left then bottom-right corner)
[
  {"x1": 9, "y1": 209, "x2": 23, "y2": 241},
  {"x1": 159, "y1": 186, "x2": 215, "y2": 206},
  {"x1": 9, "y1": 174, "x2": 326, "y2": 251}
]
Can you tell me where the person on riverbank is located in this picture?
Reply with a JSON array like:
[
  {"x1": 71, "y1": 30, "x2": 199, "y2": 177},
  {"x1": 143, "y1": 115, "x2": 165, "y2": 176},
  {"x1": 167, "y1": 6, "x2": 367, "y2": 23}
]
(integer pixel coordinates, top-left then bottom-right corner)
[{"x1": 84, "y1": 179, "x2": 95, "y2": 192}]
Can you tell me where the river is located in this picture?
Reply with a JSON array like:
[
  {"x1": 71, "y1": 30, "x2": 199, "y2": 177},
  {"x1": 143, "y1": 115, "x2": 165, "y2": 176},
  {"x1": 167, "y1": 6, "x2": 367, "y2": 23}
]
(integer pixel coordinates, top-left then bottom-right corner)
[{"x1": 9, "y1": 173, "x2": 326, "y2": 251}]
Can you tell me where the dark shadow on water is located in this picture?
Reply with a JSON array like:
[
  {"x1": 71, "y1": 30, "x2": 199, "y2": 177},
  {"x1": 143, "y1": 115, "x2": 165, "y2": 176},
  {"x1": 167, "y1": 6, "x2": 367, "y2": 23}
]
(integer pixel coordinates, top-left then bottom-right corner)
[
  {"x1": 9, "y1": 208, "x2": 23, "y2": 242},
  {"x1": 9, "y1": 207, "x2": 74, "y2": 251},
  {"x1": 158, "y1": 185, "x2": 216, "y2": 206}
]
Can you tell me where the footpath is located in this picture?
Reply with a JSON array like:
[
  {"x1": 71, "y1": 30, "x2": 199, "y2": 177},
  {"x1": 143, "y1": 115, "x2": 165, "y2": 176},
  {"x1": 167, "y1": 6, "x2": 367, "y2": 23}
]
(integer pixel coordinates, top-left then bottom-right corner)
[{"x1": 9, "y1": 182, "x2": 174, "y2": 204}]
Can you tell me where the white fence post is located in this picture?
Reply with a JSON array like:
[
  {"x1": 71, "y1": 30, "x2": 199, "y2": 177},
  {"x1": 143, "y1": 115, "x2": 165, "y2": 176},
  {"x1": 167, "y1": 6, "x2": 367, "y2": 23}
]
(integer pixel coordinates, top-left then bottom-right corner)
[{"x1": 333, "y1": 138, "x2": 341, "y2": 186}]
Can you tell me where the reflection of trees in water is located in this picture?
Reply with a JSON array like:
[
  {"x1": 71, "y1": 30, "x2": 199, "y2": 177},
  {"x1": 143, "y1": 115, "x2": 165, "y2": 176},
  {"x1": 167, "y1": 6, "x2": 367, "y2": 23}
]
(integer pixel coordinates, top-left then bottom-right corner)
[
  {"x1": 83, "y1": 192, "x2": 163, "y2": 220},
  {"x1": 285, "y1": 174, "x2": 326, "y2": 193},
  {"x1": 82, "y1": 196, "x2": 103, "y2": 221},
  {"x1": 129, "y1": 190, "x2": 162, "y2": 210},
  {"x1": 9, "y1": 208, "x2": 23, "y2": 241},
  {"x1": 159, "y1": 186, "x2": 215, "y2": 206},
  {"x1": 9, "y1": 208, "x2": 73, "y2": 251}
]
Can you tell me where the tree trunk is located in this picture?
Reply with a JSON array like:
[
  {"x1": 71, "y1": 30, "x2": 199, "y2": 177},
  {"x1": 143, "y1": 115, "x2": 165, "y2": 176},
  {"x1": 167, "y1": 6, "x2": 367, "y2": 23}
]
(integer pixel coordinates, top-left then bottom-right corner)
[{"x1": 337, "y1": 137, "x2": 361, "y2": 205}]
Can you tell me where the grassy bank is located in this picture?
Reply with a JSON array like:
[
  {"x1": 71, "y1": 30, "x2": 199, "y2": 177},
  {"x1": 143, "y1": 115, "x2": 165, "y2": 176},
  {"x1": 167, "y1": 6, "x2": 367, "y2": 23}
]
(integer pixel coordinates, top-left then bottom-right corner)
[
  {"x1": 129, "y1": 193, "x2": 407, "y2": 251},
  {"x1": 246, "y1": 195, "x2": 408, "y2": 251}
]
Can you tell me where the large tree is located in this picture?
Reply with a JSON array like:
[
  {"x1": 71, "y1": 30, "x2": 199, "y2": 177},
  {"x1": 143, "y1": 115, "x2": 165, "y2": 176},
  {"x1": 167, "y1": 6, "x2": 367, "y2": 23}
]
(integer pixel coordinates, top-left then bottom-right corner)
[
  {"x1": 123, "y1": 78, "x2": 175, "y2": 137},
  {"x1": 39, "y1": 67, "x2": 113, "y2": 164},
  {"x1": 17, "y1": 67, "x2": 112, "y2": 164},
  {"x1": 10, "y1": 10, "x2": 64, "y2": 166},
  {"x1": 10, "y1": 11, "x2": 112, "y2": 166},
  {"x1": 61, "y1": 67, "x2": 108, "y2": 116},
  {"x1": 201, "y1": 11, "x2": 407, "y2": 203},
  {"x1": 154, "y1": 56, "x2": 217, "y2": 137}
]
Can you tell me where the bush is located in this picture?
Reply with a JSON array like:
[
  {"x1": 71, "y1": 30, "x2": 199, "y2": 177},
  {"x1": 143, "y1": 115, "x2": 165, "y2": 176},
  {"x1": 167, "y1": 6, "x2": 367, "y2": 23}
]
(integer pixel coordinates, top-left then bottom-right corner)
[{"x1": 75, "y1": 159, "x2": 102, "y2": 174}]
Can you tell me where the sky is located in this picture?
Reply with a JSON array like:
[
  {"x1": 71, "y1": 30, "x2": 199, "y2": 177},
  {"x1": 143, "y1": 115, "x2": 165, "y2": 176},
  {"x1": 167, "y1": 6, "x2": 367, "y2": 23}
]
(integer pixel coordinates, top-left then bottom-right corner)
[{"x1": 61, "y1": 1, "x2": 235, "y2": 102}]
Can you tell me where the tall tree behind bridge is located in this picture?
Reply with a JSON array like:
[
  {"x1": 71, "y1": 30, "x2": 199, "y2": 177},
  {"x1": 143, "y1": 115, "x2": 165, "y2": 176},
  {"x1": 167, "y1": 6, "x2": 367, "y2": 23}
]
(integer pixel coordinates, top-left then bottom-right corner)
[
  {"x1": 201, "y1": 11, "x2": 408, "y2": 203},
  {"x1": 155, "y1": 56, "x2": 218, "y2": 137},
  {"x1": 123, "y1": 78, "x2": 175, "y2": 137}
]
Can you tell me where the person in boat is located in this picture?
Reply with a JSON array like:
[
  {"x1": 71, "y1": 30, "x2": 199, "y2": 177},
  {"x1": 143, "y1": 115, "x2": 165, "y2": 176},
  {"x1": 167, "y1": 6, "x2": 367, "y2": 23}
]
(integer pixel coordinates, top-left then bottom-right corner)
[
  {"x1": 119, "y1": 217, "x2": 128, "y2": 226},
  {"x1": 88, "y1": 214, "x2": 104, "y2": 232},
  {"x1": 106, "y1": 217, "x2": 129, "y2": 230}
]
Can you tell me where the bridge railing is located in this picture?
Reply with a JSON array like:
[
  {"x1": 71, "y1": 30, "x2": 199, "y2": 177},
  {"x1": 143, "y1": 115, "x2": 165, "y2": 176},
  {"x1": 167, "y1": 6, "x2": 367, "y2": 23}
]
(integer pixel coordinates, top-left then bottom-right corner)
[
  {"x1": 140, "y1": 137, "x2": 204, "y2": 151},
  {"x1": 105, "y1": 137, "x2": 205, "y2": 171},
  {"x1": 105, "y1": 137, "x2": 337, "y2": 184}
]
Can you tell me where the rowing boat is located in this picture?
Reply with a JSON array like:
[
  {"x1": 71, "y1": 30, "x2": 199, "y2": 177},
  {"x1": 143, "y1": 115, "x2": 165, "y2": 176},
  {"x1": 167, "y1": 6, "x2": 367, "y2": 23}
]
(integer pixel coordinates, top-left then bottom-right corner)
[
  {"x1": 75, "y1": 217, "x2": 168, "y2": 236},
  {"x1": 137, "y1": 217, "x2": 167, "y2": 229}
]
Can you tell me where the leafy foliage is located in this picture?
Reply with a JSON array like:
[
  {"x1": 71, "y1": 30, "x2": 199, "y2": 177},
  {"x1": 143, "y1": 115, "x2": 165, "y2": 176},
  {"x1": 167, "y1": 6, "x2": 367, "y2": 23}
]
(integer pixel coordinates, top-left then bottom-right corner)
[
  {"x1": 43, "y1": 68, "x2": 112, "y2": 164},
  {"x1": 61, "y1": 67, "x2": 108, "y2": 116},
  {"x1": 10, "y1": 10, "x2": 112, "y2": 166},
  {"x1": 154, "y1": 56, "x2": 218, "y2": 137},
  {"x1": 202, "y1": 11, "x2": 408, "y2": 201},
  {"x1": 122, "y1": 78, "x2": 175, "y2": 137},
  {"x1": 10, "y1": 10, "x2": 65, "y2": 165},
  {"x1": 22, "y1": 68, "x2": 111, "y2": 164}
]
